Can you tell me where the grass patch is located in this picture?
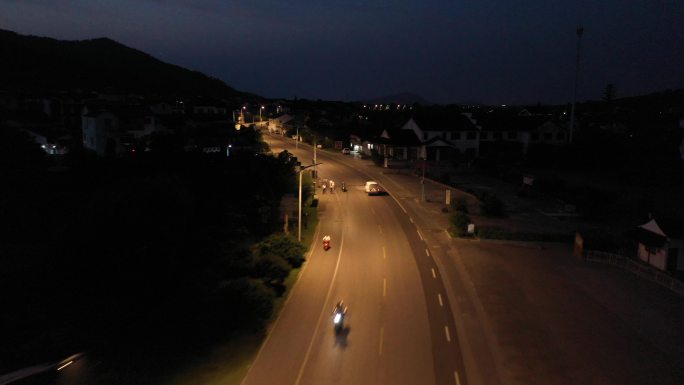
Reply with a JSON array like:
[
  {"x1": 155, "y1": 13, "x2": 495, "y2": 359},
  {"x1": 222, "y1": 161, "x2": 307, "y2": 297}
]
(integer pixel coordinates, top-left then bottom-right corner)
[
  {"x1": 476, "y1": 227, "x2": 573, "y2": 242},
  {"x1": 167, "y1": 332, "x2": 265, "y2": 385}
]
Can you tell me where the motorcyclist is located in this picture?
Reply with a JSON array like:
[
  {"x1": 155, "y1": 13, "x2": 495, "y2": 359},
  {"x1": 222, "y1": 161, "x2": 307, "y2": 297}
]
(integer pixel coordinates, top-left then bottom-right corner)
[
  {"x1": 332, "y1": 300, "x2": 347, "y2": 332},
  {"x1": 332, "y1": 300, "x2": 346, "y2": 316}
]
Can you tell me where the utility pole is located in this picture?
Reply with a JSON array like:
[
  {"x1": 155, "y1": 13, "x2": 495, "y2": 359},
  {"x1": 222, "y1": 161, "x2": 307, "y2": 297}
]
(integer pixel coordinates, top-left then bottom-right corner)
[
  {"x1": 421, "y1": 157, "x2": 426, "y2": 202},
  {"x1": 569, "y1": 25, "x2": 584, "y2": 145}
]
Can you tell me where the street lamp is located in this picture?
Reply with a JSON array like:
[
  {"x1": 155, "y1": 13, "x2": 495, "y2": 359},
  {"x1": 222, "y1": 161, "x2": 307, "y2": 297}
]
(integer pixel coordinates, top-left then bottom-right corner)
[
  {"x1": 296, "y1": 125, "x2": 299, "y2": 149},
  {"x1": 260, "y1": 105, "x2": 264, "y2": 122},
  {"x1": 298, "y1": 162, "x2": 322, "y2": 242}
]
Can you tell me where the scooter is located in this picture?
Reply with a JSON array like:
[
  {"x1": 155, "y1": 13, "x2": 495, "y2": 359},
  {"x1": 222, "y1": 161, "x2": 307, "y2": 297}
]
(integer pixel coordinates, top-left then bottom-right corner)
[
  {"x1": 341, "y1": 182, "x2": 347, "y2": 192},
  {"x1": 323, "y1": 235, "x2": 331, "y2": 251}
]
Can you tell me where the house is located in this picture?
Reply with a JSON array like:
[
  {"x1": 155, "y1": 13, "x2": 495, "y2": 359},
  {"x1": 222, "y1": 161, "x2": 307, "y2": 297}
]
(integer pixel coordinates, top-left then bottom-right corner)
[
  {"x1": 400, "y1": 113, "x2": 480, "y2": 161},
  {"x1": 374, "y1": 126, "x2": 422, "y2": 163},
  {"x1": 474, "y1": 108, "x2": 567, "y2": 155},
  {"x1": 269, "y1": 113, "x2": 294, "y2": 134},
  {"x1": 192, "y1": 104, "x2": 227, "y2": 115},
  {"x1": 636, "y1": 218, "x2": 684, "y2": 272},
  {"x1": 81, "y1": 104, "x2": 154, "y2": 156}
]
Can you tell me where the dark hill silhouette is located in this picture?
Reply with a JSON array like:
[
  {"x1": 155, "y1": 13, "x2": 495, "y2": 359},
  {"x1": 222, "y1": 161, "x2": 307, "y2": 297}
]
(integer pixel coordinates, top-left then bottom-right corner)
[{"x1": 0, "y1": 29, "x2": 248, "y2": 98}]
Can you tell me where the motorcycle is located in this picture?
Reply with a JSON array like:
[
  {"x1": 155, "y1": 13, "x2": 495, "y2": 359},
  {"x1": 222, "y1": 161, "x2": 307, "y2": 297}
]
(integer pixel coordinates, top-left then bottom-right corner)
[
  {"x1": 332, "y1": 301, "x2": 347, "y2": 332},
  {"x1": 341, "y1": 182, "x2": 347, "y2": 192},
  {"x1": 323, "y1": 235, "x2": 331, "y2": 251}
]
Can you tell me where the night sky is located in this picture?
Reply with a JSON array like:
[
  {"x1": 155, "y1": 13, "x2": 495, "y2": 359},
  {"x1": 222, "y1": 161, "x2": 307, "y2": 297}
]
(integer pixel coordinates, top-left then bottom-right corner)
[{"x1": 1, "y1": 0, "x2": 683, "y2": 105}]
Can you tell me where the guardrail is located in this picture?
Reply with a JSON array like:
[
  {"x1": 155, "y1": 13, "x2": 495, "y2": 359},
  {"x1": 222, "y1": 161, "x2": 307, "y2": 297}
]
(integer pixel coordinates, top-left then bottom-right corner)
[{"x1": 582, "y1": 250, "x2": 684, "y2": 297}]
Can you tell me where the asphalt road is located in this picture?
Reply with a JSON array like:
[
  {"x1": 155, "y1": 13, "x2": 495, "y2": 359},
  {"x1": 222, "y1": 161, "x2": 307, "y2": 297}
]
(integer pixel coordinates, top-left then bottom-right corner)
[{"x1": 241, "y1": 135, "x2": 467, "y2": 385}]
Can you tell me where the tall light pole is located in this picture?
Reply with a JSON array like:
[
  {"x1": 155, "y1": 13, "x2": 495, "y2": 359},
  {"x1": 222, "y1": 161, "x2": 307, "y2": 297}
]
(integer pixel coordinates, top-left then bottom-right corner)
[
  {"x1": 421, "y1": 156, "x2": 426, "y2": 202},
  {"x1": 260, "y1": 105, "x2": 264, "y2": 122},
  {"x1": 298, "y1": 162, "x2": 322, "y2": 242},
  {"x1": 296, "y1": 126, "x2": 299, "y2": 149},
  {"x1": 313, "y1": 136, "x2": 317, "y2": 179},
  {"x1": 569, "y1": 25, "x2": 584, "y2": 145}
]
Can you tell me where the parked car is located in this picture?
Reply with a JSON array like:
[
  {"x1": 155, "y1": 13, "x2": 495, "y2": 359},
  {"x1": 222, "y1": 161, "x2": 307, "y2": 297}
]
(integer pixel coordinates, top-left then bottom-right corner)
[
  {"x1": 342, "y1": 148, "x2": 351, "y2": 154},
  {"x1": 364, "y1": 181, "x2": 383, "y2": 195}
]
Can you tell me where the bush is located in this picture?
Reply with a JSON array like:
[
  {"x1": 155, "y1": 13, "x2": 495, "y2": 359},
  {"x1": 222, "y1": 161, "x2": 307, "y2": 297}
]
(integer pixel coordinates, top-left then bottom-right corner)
[
  {"x1": 450, "y1": 211, "x2": 471, "y2": 237},
  {"x1": 214, "y1": 278, "x2": 274, "y2": 330},
  {"x1": 253, "y1": 233, "x2": 306, "y2": 268},
  {"x1": 480, "y1": 194, "x2": 506, "y2": 217},
  {"x1": 253, "y1": 254, "x2": 290, "y2": 285},
  {"x1": 451, "y1": 197, "x2": 468, "y2": 213}
]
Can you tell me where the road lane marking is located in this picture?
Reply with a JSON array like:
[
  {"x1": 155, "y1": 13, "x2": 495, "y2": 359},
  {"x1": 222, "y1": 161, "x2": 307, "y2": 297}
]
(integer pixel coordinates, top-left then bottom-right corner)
[
  {"x1": 371, "y1": 207, "x2": 376, "y2": 215},
  {"x1": 378, "y1": 224, "x2": 383, "y2": 234},
  {"x1": 445, "y1": 326, "x2": 451, "y2": 342},
  {"x1": 425, "y1": 248, "x2": 430, "y2": 256},
  {"x1": 409, "y1": 217, "x2": 414, "y2": 223},
  {"x1": 382, "y1": 246, "x2": 386, "y2": 259},
  {"x1": 57, "y1": 361, "x2": 73, "y2": 371},
  {"x1": 438, "y1": 293, "x2": 443, "y2": 307},
  {"x1": 454, "y1": 371, "x2": 461, "y2": 385},
  {"x1": 383, "y1": 278, "x2": 387, "y2": 297},
  {"x1": 293, "y1": 231, "x2": 347, "y2": 385},
  {"x1": 379, "y1": 327, "x2": 384, "y2": 356},
  {"x1": 417, "y1": 229, "x2": 424, "y2": 240},
  {"x1": 431, "y1": 268, "x2": 436, "y2": 278}
]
